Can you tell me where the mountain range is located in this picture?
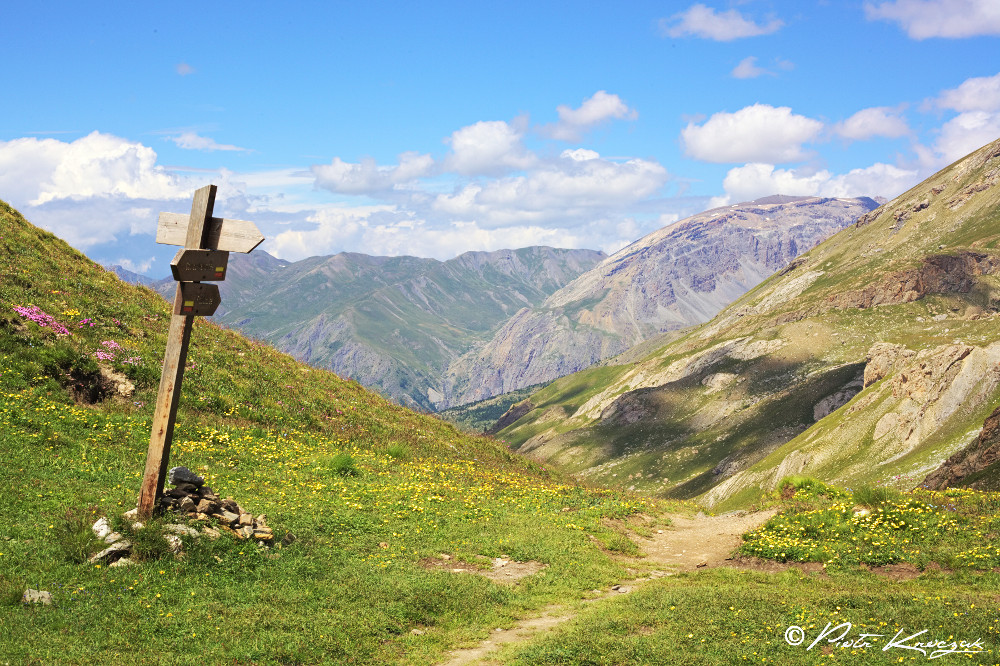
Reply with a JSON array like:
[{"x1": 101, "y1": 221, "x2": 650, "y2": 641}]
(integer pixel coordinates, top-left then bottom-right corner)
[
  {"x1": 152, "y1": 196, "x2": 879, "y2": 412},
  {"x1": 492, "y1": 136, "x2": 1000, "y2": 508},
  {"x1": 441, "y1": 195, "x2": 880, "y2": 408},
  {"x1": 156, "y1": 247, "x2": 605, "y2": 411}
]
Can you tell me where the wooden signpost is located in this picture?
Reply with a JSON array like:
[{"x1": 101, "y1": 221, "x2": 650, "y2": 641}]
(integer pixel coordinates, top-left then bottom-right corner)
[{"x1": 137, "y1": 185, "x2": 264, "y2": 517}]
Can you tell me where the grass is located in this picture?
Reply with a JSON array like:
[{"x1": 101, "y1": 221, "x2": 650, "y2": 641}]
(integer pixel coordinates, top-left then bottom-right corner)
[
  {"x1": 0, "y1": 200, "x2": 663, "y2": 664},
  {"x1": 6, "y1": 196, "x2": 1000, "y2": 664},
  {"x1": 741, "y1": 486, "x2": 1000, "y2": 569},
  {"x1": 495, "y1": 568, "x2": 1000, "y2": 665}
]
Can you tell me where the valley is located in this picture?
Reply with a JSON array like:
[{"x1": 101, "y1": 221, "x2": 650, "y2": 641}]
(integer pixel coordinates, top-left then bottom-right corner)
[
  {"x1": 493, "y1": 136, "x2": 1000, "y2": 509},
  {"x1": 4, "y1": 136, "x2": 1000, "y2": 662}
]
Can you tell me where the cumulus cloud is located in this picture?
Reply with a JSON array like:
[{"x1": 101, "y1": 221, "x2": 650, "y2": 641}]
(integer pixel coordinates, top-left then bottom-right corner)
[
  {"x1": 112, "y1": 255, "x2": 157, "y2": 274},
  {"x1": 432, "y1": 152, "x2": 669, "y2": 228},
  {"x1": 0, "y1": 132, "x2": 189, "y2": 207},
  {"x1": 731, "y1": 56, "x2": 770, "y2": 79},
  {"x1": 545, "y1": 91, "x2": 638, "y2": 141},
  {"x1": 720, "y1": 162, "x2": 918, "y2": 203},
  {"x1": 834, "y1": 106, "x2": 911, "y2": 140},
  {"x1": 176, "y1": 63, "x2": 195, "y2": 76},
  {"x1": 661, "y1": 3, "x2": 783, "y2": 41},
  {"x1": 865, "y1": 0, "x2": 1000, "y2": 39},
  {"x1": 268, "y1": 206, "x2": 664, "y2": 262},
  {"x1": 168, "y1": 132, "x2": 249, "y2": 152},
  {"x1": 312, "y1": 151, "x2": 434, "y2": 195},
  {"x1": 443, "y1": 120, "x2": 536, "y2": 175},
  {"x1": 681, "y1": 104, "x2": 824, "y2": 163},
  {"x1": 934, "y1": 112, "x2": 1000, "y2": 164},
  {"x1": 934, "y1": 72, "x2": 1000, "y2": 113},
  {"x1": 914, "y1": 73, "x2": 1000, "y2": 167}
]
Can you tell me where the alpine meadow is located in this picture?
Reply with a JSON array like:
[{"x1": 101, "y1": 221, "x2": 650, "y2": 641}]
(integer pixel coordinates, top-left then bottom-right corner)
[
  {"x1": 5, "y1": 2, "x2": 1000, "y2": 663},
  {"x1": 4, "y1": 138, "x2": 1000, "y2": 664}
]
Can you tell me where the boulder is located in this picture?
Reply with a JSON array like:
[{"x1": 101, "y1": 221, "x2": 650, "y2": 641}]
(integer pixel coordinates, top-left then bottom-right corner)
[
  {"x1": 23, "y1": 589, "x2": 52, "y2": 605},
  {"x1": 168, "y1": 466, "x2": 204, "y2": 487}
]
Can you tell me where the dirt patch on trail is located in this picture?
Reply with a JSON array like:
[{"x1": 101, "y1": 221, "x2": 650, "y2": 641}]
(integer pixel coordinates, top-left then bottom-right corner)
[
  {"x1": 637, "y1": 509, "x2": 779, "y2": 572},
  {"x1": 419, "y1": 555, "x2": 547, "y2": 585},
  {"x1": 437, "y1": 510, "x2": 781, "y2": 665}
]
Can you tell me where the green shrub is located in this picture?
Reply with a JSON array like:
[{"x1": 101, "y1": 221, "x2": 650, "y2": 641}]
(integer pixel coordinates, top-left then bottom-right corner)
[
  {"x1": 330, "y1": 452, "x2": 359, "y2": 476},
  {"x1": 852, "y1": 484, "x2": 902, "y2": 508},
  {"x1": 775, "y1": 475, "x2": 847, "y2": 501},
  {"x1": 52, "y1": 506, "x2": 102, "y2": 564},
  {"x1": 603, "y1": 531, "x2": 641, "y2": 556},
  {"x1": 385, "y1": 443, "x2": 410, "y2": 461}
]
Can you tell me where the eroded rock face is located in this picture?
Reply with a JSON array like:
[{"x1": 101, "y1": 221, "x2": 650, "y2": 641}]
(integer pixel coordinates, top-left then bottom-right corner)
[
  {"x1": 829, "y1": 252, "x2": 1000, "y2": 311},
  {"x1": 485, "y1": 399, "x2": 534, "y2": 435},
  {"x1": 922, "y1": 405, "x2": 1000, "y2": 490},
  {"x1": 864, "y1": 342, "x2": 916, "y2": 388},
  {"x1": 873, "y1": 344, "x2": 1000, "y2": 450}
]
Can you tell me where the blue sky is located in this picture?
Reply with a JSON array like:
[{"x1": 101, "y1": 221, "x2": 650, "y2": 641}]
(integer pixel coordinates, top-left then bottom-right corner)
[{"x1": 3, "y1": 0, "x2": 999, "y2": 275}]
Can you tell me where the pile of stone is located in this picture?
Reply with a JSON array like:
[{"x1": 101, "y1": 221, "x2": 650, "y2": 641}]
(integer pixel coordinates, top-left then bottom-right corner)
[
  {"x1": 87, "y1": 466, "x2": 286, "y2": 567},
  {"x1": 159, "y1": 466, "x2": 277, "y2": 545}
]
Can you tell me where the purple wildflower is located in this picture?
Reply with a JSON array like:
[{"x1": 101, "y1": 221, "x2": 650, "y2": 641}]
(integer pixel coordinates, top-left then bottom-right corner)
[{"x1": 13, "y1": 305, "x2": 71, "y2": 336}]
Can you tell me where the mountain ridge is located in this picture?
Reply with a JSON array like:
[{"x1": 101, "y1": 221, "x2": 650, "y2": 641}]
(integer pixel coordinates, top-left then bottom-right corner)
[
  {"x1": 441, "y1": 195, "x2": 880, "y2": 408},
  {"x1": 183, "y1": 245, "x2": 607, "y2": 410},
  {"x1": 493, "y1": 136, "x2": 1000, "y2": 507}
]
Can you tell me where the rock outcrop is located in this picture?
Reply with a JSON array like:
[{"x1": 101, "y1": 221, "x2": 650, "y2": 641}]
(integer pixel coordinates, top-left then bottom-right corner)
[{"x1": 922, "y1": 405, "x2": 1000, "y2": 490}]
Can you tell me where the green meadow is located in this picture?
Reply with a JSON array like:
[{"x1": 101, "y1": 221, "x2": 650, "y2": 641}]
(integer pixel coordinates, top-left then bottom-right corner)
[{"x1": 3, "y1": 199, "x2": 1000, "y2": 665}]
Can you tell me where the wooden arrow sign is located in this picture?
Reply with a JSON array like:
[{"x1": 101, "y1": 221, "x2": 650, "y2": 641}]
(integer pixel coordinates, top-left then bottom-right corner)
[
  {"x1": 170, "y1": 248, "x2": 229, "y2": 282},
  {"x1": 157, "y1": 212, "x2": 264, "y2": 253},
  {"x1": 174, "y1": 282, "x2": 222, "y2": 316}
]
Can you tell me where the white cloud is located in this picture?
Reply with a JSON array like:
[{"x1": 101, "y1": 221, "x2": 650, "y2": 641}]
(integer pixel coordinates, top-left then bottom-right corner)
[
  {"x1": 681, "y1": 104, "x2": 824, "y2": 163},
  {"x1": 865, "y1": 0, "x2": 1000, "y2": 39},
  {"x1": 731, "y1": 56, "x2": 770, "y2": 79},
  {"x1": 720, "y1": 162, "x2": 918, "y2": 203},
  {"x1": 169, "y1": 132, "x2": 249, "y2": 152},
  {"x1": 0, "y1": 132, "x2": 189, "y2": 206},
  {"x1": 444, "y1": 120, "x2": 536, "y2": 175},
  {"x1": 546, "y1": 91, "x2": 638, "y2": 141},
  {"x1": 176, "y1": 63, "x2": 195, "y2": 75},
  {"x1": 835, "y1": 106, "x2": 911, "y2": 140},
  {"x1": 268, "y1": 208, "x2": 657, "y2": 261},
  {"x1": 312, "y1": 151, "x2": 434, "y2": 194},
  {"x1": 662, "y1": 4, "x2": 783, "y2": 41},
  {"x1": 432, "y1": 153, "x2": 669, "y2": 228},
  {"x1": 935, "y1": 72, "x2": 1000, "y2": 113},
  {"x1": 268, "y1": 205, "x2": 396, "y2": 260},
  {"x1": 113, "y1": 255, "x2": 156, "y2": 274},
  {"x1": 561, "y1": 148, "x2": 600, "y2": 161},
  {"x1": 934, "y1": 111, "x2": 1000, "y2": 164}
]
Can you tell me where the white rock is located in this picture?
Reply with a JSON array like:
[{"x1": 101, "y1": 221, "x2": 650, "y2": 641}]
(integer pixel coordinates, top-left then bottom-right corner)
[{"x1": 91, "y1": 517, "x2": 112, "y2": 539}]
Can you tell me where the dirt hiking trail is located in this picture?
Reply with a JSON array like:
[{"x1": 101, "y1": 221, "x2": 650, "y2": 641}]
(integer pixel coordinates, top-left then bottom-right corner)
[{"x1": 439, "y1": 509, "x2": 777, "y2": 665}]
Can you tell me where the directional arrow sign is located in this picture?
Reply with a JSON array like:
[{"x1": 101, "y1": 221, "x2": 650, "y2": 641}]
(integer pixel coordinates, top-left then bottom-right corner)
[
  {"x1": 170, "y1": 249, "x2": 230, "y2": 282},
  {"x1": 157, "y1": 212, "x2": 264, "y2": 253},
  {"x1": 174, "y1": 282, "x2": 222, "y2": 317}
]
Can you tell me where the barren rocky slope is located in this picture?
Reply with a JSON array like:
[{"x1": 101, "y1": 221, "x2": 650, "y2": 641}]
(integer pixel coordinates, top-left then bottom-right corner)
[
  {"x1": 441, "y1": 196, "x2": 879, "y2": 408},
  {"x1": 495, "y1": 137, "x2": 1000, "y2": 508}
]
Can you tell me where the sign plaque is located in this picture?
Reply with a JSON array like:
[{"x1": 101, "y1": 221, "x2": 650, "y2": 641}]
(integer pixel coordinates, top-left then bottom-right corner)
[
  {"x1": 174, "y1": 282, "x2": 222, "y2": 317},
  {"x1": 171, "y1": 248, "x2": 229, "y2": 282}
]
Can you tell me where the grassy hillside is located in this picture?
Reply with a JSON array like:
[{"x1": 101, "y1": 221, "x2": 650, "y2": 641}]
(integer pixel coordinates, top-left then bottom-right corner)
[
  {"x1": 496, "y1": 138, "x2": 1000, "y2": 509},
  {"x1": 0, "y1": 199, "x2": 658, "y2": 664},
  {"x1": 6, "y1": 200, "x2": 1000, "y2": 664}
]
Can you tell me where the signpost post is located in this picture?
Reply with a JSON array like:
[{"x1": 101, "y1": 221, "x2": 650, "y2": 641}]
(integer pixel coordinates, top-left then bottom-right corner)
[{"x1": 137, "y1": 185, "x2": 264, "y2": 518}]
